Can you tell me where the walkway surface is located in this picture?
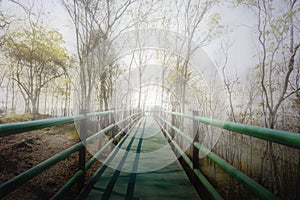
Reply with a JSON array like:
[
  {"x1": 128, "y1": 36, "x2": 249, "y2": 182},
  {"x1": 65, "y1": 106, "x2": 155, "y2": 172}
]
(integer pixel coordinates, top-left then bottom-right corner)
[{"x1": 79, "y1": 116, "x2": 200, "y2": 200}]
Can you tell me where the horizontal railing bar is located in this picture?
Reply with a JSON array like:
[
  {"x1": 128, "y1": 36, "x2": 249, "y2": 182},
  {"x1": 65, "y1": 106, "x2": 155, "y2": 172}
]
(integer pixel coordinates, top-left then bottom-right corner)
[
  {"x1": 0, "y1": 112, "x2": 139, "y2": 199},
  {"x1": 85, "y1": 119, "x2": 138, "y2": 169},
  {"x1": 51, "y1": 120, "x2": 137, "y2": 200},
  {"x1": 0, "y1": 116, "x2": 83, "y2": 137},
  {"x1": 0, "y1": 142, "x2": 84, "y2": 199},
  {"x1": 50, "y1": 170, "x2": 84, "y2": 200},
  {"x1": 101, "y1": 118, "x2": 145, "y2": 200},
  {"x1": 165, "y1": 111, "x2": 300, "y2": 149},
  {"x1": 50, "y1": 119, "x2": 138, "y2": 200},
  {"x1": 156, "y1": 114, "x2": 278, "y2": 200},
  {"x1": 78, "y1": 119, "x2": 142, "y2": 199},
  {"x1": 156, "y1": 114, "x2": 193, "y2": 143},
  {"x1": 155, "y1": 118, "x2": 223, "y2": 200},
  {"x1": 0, "y1": 110, "x2": 126, "y2": 137},
  {"x1": 193, "y1": 142, "x2": 279, "y2": 200},
  {"x1": 86, "y1": 113, "x2": 140, "y2": 143}
]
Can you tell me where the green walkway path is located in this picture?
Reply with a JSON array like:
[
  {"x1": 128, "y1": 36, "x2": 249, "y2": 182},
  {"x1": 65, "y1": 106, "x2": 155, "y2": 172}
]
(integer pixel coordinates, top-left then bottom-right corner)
[{"x1": 79, "y1": 116, "x2": 200, "y2": 200}]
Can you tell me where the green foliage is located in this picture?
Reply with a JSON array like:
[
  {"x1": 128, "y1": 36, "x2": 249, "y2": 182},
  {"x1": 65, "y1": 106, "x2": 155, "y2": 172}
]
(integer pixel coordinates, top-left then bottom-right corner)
[
  {"x1": 0, "y1": 10, "x2": 10, "y2": 49},
  {"x1": 4, "y1": 25, "x2": 68, "y2": 72},
  {"x1": 65, "y1": 130, "x2": 79, "y2": 140},
  {"x1": 291, "y1": 92, "x2": 300, "y2": 110},
  {"x1": 2, "y1": 22, "x2": 69, "y2": 114},
  {"x1": 234, "y1": 0, "x2": 257, "y2": 6}
]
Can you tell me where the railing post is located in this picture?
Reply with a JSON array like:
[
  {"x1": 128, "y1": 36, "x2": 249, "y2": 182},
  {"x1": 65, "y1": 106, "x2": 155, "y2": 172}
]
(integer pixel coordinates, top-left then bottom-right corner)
[
  {"x1": 192, "y1": 111, "x2": 199, "y2": 170},
  {"x1": 79, "y1": 109, "x2": 87, "y2": 189},
  {"x1": 171, "y1": 110, "x2": 175, "y2": 140},
  {"x1": 160, "y1": 110, "x2": 167, "y2": 138},
  {"x1": 127, "y1": 109, "x2": 130, "y2": 131},
  {"x1": 124, "y1": 110, "x2": 128, "y2": 128},
  {"x1": 110, "y1": 109, "x2": 114, "y2": 138},
  {"x1": 170, "y1": 110, "x2": 177, "y2": 155},
  {"x1": 121, "y1": 110, "x2": 124, "y2": 131},
  {"x1": 130, "y1": 108, "x2": 132, "y2": 126},
  {"x1": 163, "y1": 111, "x2": 166, "y2": 130},
  {"x1": 160, "y1": 110, "x2": 163, "y2": 126}
]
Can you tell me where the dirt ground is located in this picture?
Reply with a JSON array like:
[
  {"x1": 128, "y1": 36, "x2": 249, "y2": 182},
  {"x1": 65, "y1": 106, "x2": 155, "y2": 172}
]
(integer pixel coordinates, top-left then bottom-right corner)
[{"x1": 0, "y1": 122, "x2": 102, "y2": 200}]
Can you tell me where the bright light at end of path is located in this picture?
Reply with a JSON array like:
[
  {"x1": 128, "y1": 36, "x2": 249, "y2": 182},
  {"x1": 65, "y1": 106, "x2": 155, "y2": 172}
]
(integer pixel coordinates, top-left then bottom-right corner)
[
  {"x1": 73, "y1": 28, "x2": 226, "y2": 173},
  {"x1": 131, "y1": 85, "x2": 162, "y2": 108}
]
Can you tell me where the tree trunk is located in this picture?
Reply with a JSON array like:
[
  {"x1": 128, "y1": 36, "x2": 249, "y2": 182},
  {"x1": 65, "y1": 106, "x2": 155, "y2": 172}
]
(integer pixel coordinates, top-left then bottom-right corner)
[{"x1": 31, "y1": 96, "x2": 38, "y2": 119}]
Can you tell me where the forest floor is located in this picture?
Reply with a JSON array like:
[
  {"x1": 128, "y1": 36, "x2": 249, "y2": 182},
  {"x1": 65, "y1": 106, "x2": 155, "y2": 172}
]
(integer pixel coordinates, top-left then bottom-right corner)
[{"x1": 0, "y1": 114, "x2": 102, "y2": 200}]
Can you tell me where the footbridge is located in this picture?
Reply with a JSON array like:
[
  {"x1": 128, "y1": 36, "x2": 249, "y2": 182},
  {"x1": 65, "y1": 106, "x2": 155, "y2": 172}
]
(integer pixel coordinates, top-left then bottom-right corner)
[{"x1": 0, "y1": 109, "x2": 300, "y2": 199}]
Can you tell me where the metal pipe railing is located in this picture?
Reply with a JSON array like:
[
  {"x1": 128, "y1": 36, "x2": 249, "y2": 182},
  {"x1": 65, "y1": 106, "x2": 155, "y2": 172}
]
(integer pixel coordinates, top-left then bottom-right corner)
[
  {"x1": 155, "y1": 117, "x2": 223, "y2": 200},
  {"x1": 78, "y1": 118, "x2": 144, "y2": 199},
  {"x1": 0, "y1": 142, "x2": 84, "y2": 199},
  {"x1": 0, "y1": 110, "x2": 125, "y2": 137},
  {"x1": 156, "y1": 113, "x2": 278, "y2": 200},
  {"x1": 50, "y1": 118, "x2": 138, "y2": 200},
  {"x1": 165, "y1": 111, "x2": 300, "y2": 149},
  {"x1": 0, "y1": 110, "x2": 140, "y2": 199},
  {"x1": 193, "y1": 142, "x2": 278, "y2": 200}
]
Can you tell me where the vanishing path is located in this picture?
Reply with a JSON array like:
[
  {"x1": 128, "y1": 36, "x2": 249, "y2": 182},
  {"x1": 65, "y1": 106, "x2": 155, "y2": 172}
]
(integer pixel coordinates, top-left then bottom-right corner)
[{"x1": 79, "y1": 116, "x2": 199, "y2": 200}]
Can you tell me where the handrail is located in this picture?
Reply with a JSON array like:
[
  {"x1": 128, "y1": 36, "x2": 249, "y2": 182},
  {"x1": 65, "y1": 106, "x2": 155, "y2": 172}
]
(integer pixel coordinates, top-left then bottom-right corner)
[
  {"x1": 155, "y1": 117, "x2": 223, "y2": 200},
  {"x1": 155, "y1": 113, "x2": 279, "y2": 200},
  {"x1": 0, "y1": 142, "x2": 84, "y2": 199},
  {"x1": 0, "y1": 110, "x2": 140, "y2": 199},
  {"x1": 165, "y1": 111, "x2": 300, "y2": 149},
  {"x1": 51, "y1": 118, "x2": 138, "y2": 200},
  {"x1": 193, "y1": 142, "x2": 278, "y2": 200},
  {"x1": 0, "y1": 110, "x2": 126, "y2": 137},
  {"x1": 77, "y1": 118, "x2": 144, "y2": 199},
  {"x1": 2, "y1": 108, "x2": 294, "y2": 199}
]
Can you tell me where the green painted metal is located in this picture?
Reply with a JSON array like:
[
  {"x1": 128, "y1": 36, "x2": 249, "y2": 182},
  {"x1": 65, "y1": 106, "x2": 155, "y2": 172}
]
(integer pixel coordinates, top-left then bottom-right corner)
[
  {"x1": 86, "y1": 114, "x2": 132, "y2": 143},
  {"x1": 85, "y1": 120, "x2": 138, "y2": 169},
  {"x1": 82, "y1": 117, "x2": 200, "y2": 200},
  {"x1": 51, "y1": 120, "x2": 138, "y2": 200},
  {"x1": 167, "y1": 111, "x2": 300, "y2": 149},
  {"x1": 159, "y1": 119, "x2": 223, "y2": 200},
  {"x1": 51, "y1": 120, "x2": 137, "y2": 199},
  {"x1": 0, "y1": 142, "x2": 84, "y2": 199},
  {"x1": 86, "y1": 113, "x2": 137, "y2": 143},
  {"x1": 125, "y1": 120, "x2": 146, "y2": 200},
  {"x1": 78, "y1": 119, "x2": 142, "y2": 199},
  {"x1": 0, "y1": 110, "x2": 118, "y2": 137},
  {"x1": 193, "y1": 142, "x2": 279, "y2": 200},
  {"x1": 0, "y1": 115, "x2": 82, "y2": 137},
  {"x1": 156, "y1": 114, "x2": 278, "y2": 200},
  {"x1": 50, "y1": 170, "x2": 84, "y2": 200},
  {"x1": 101, "y1": 119, "x2": 144, "y2": 200},
  {"x1": 0, "y1": 110, "x2": 139, "y2": 199},
  {"x1": 2, "y1": 108, "x2": 292, "y2": 199},
  {"x1": 156, "y1": 117, "x2": 223, "y2": 200}
]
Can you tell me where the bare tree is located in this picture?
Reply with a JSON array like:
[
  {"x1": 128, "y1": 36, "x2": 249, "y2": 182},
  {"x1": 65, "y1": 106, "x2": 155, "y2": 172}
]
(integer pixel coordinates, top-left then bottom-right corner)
[
  {"x1": 62, "y1": 0, "x2": 138, "y2": 113},
  {"x1": 237, "y1": 0, "x2": 300, "y2": 194},
  {"x1": 0, "y1": 4, "x2": 10, "y2": 91},
  {"x1": 2, "y1": 1, "x2": 68, "y2": 117}
]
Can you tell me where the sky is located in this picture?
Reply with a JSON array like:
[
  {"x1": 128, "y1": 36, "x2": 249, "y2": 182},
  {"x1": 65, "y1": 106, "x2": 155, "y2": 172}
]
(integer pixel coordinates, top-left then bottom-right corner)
[
  {"x1": 205, "y1": 3, "x2": 257, "y2": 79},
  {"x1": 0, "y1": 0, "x2": 258, "y2": 79}
]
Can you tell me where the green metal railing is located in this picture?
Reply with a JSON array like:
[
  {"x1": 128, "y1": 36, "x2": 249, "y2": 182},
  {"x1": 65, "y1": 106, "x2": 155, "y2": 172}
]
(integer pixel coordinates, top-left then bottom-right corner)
[
  {"x1": 154, "y1": 110, "x2": 300, "y2": 200},
  {"x1": 0, "y1": 109, "x2": 141, "y2": 199},
  {"x1": 77, "y1": 118, "x2": 146, "y2": 199},
  {"x1": 51, "y1": 119, "x2": 137, "y2": 200},
  {"x1": 0, "y1": 111, "x2": 114, "y2": 137},
  {"x1": 155, "y1": 117, "x2": 223, "y2": 200},
  {"x1": 166, "y1": 111, "x2": 300, "y2": 149},
  {"x1": 1, "y1": 108, "x2": 299, "y2": 199}
]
